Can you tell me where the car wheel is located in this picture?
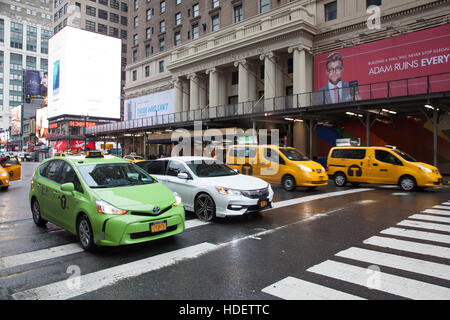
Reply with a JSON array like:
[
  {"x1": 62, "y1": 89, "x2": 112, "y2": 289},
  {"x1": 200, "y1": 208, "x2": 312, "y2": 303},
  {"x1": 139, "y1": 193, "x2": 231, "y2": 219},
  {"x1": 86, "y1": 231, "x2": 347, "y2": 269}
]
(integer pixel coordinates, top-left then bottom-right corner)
[
  {"x1": 399, "y1": 176, "x2": 416, "y2": 192},
  {"x1": 31, "y1": 198, "x2": 47, "y2": 227},
  {"x1": 282, "y1": 175, "x2": 296, "y2": 191},
  {"x1": 334, "y1": 173, "x2": 347, "y2": 187},
  {"x1": 195, "y1": 193, "x2": 216, "y2": 222},
  {"x1": 77, "y1": 215, "x2": 97, "y2": 251}
]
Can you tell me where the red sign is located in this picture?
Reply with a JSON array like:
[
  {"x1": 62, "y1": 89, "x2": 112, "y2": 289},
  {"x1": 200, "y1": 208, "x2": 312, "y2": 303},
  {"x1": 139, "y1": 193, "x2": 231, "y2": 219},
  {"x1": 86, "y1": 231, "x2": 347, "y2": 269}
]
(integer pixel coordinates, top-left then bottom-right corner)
[
  {"x1": 69, "y1": 140, "x2": 95, "y2": 150},
  {"x1": 70, "y1": 121, "x2": 96, "y2": 127},
  {"x1": 55, "y1": 140, "x2": 68, "y2": 150},
  {"x1": 314, "y1": 24, "x2": 450, "y2": 100},
  {"x1": 49, "y1": 123, "x2": 58, "y2": 129}
]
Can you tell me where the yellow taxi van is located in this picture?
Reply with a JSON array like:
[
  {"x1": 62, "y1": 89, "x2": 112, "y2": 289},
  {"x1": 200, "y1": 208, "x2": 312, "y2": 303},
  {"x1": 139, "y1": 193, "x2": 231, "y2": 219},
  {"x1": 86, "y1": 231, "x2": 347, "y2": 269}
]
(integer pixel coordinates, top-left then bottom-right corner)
[
  {"x1": 226, "y1": 145, "x2": 328, "y2": 191},
  {"x1": 326, "y1": 146, "x2": 443, "y2": 191},
  {"x1": 0, "y1": 155, "x2": 22, "y2": 190}
]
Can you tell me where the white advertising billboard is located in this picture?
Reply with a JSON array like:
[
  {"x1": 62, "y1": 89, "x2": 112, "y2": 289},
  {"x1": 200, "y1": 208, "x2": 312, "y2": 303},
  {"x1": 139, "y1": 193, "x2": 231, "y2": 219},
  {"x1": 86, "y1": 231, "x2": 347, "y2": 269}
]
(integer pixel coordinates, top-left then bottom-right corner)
[
  {"x1": 124, "y1": 89, "x2": 175, "y2": 121},
  {"x1": 48, "y1": 26, "x2": 121, "y2": 119}
]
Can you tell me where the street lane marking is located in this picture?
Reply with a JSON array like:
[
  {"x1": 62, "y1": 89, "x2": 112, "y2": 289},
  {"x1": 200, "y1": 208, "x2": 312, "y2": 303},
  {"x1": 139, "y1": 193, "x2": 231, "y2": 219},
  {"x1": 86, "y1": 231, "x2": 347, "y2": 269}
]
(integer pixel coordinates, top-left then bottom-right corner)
[
  {"x1": 11, "y1": 242, "x2": 218, "y2": 300},
  {"x1": 427, "y1": 208, "x2": 450, "y2": 215},
  {"x1": 1, "y1": 219, "x2": 209, "y2": 271},
  {"x1": 261, "y1": 276, "x2": 365, "y2": 300},
  {"x1": 397, "y1": 220, "x2": 450, "y2": 233},
  {"x1": 441, "y1": 202, "x2": 450, "y2": 205},
  {"x1": 380, "y1": 227, "x2": 450, "y2": 244},
  {"x1": 270, "y1": 188, "x2": 373, "y2": 210},
  {"x1": 307, "y1": 260, "x2": 450, "y2": 300},
  {"x1": 363, "y1": 236, "x2": 450, "y2": 259},
  {"x1": 409, "y1": 214, "x2": 450, "y2": 224},
  {"x1": 336, "y1": 247, "x2": 450, "y2": 280},
  {"x1": 0, "y1": 243, "x2": 84, "y2": 270},
  {"x1": 432, "y1": 205, "x2": 450, "y2": 210}
]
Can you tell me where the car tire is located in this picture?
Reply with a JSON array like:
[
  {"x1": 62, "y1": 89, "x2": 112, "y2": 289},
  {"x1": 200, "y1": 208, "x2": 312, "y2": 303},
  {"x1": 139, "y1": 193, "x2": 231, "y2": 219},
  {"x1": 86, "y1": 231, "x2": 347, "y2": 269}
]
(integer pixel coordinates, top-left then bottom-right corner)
[
  {"x1": 31, "y1": 198, "x2": 47, "y2": 227},
  {"x1": 195, "y1": 193, "x2": 216, "y2": 222},
  {"x1": 77, "y1": 214, "x2": 97, "y2": 251},
  {"x1": 399, "y1": 176, "x2": 416, "y2": 192},
  {"x1": 282, "y1": 175, "x2": 296, "y2": 191},
  {"x1": 334, "y1": 172, "x2": 347, "y2": 187}
]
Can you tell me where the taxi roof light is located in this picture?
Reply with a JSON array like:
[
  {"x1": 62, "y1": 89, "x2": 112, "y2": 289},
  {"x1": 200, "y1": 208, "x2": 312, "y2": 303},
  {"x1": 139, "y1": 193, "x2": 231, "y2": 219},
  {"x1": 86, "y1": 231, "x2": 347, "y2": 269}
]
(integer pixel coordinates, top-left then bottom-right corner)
[{"x1": 86, "y1": 150, "x2": 104, "y2": 158}]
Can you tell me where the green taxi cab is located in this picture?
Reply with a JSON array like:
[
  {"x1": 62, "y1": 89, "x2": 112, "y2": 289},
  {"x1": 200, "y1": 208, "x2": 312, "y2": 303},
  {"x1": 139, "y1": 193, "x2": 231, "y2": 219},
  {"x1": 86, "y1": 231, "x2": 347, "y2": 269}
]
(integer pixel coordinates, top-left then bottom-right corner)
[{"x1": 29, "y1": 151, "x2": 185, "y2": 251}]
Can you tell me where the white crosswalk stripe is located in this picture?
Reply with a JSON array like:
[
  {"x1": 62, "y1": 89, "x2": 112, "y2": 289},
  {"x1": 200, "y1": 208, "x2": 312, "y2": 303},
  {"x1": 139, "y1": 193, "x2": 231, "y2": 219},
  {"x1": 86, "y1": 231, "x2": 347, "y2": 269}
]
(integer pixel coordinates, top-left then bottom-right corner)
[
  {"x1": 397, "y1": 220, "x2": 450, "y2": 233},
  {"x1": 432, "y1": 205, "x2": 450, "y2": 211},
  {"x1": 363, "y1": 236, "x2": 450, "y2": 259},
  {"x1": 424, "y1": 209, "x2": 450, "y2": 216},
  {"x1": 12, "y1": 242, "x2": 218, "y2": 300},
  {"x1": 380, "y1": 227, "x2": 450, "y2": 244},
  {"x1": 409, "y1": 214, "x2": 450, "y2": 224},
  {"x1": 0, "y1": 218, "x2": 210, "y2": 271},
  {"x1": 335, "y1": 247, "x2": 450, "y2": 280},
  {"x1": 306, "y1": 260, "x2": 450, "y2": 300},
  {"x1": 261, "y1": 276, "x2": 365, "y2": 300},
  {"x1": 262, "y1": 202, "x2": 450, "y2": 300}
]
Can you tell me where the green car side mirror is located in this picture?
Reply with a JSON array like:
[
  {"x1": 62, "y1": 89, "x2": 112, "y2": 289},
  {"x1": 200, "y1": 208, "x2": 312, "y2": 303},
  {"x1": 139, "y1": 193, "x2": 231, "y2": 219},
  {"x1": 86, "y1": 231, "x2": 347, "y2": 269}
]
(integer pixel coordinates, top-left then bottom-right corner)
[{"x1": 61, "y1": 182, "x2": 75, "y2": 192}]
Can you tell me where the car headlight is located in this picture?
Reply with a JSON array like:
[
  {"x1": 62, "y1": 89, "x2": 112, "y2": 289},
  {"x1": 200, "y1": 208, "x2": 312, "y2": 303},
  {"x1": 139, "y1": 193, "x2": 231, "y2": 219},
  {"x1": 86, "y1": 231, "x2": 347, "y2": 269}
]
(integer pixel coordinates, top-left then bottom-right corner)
[
  {"x1": 297, "y1": 164, "x2": 313, "y2": 172},
  {"x1": 418, "y1": 165, "x2": 433, "y2": 173},
  {"x1": 95, "y1": 200, "x2": 128, "y2": 215},
  {"x1": 216, "y1": 186, "x2": 242, "y2": 196},
  {"x1": 0, "y1": 172, "x2": 7, "y2": 177},
  {"x1": 173, "y1": 192, "x2": 182, "y2": 206}
]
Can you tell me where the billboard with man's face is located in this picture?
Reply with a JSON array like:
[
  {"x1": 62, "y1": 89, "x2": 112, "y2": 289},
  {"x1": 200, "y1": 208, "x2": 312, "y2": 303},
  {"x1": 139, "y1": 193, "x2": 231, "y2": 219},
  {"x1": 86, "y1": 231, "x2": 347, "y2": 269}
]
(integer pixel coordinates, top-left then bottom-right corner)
[{"x1": 313, "y1": 24, "x2": 450, "y2": 104}]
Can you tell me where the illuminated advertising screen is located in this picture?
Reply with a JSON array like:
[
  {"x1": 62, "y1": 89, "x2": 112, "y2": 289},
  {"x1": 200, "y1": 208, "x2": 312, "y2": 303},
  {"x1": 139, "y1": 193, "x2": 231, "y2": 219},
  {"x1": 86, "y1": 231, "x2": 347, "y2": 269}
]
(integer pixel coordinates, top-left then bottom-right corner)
[
  {"x1": 25, "y1": 70, "x2": 48, "y2": 98},
  {"x1": 11, "y1": 106, "x2": 22, "y2": 136},
  {"x1": 35, "y1": 107, "x2": 49, "y2": 143},
  {"x1": 313, "y1": 24, "x2": 450, "y2": 104},
  {"x1": 48, "y1": 26, "x2": 121, "y2": 119}
]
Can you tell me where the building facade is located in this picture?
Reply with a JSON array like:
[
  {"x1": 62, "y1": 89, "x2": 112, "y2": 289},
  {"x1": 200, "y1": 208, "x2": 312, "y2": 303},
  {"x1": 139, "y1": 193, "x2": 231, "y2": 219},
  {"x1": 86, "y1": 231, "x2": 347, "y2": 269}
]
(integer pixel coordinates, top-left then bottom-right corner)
[{"x1": 0, "y1": 0, "x2": 52, "y2": 143}]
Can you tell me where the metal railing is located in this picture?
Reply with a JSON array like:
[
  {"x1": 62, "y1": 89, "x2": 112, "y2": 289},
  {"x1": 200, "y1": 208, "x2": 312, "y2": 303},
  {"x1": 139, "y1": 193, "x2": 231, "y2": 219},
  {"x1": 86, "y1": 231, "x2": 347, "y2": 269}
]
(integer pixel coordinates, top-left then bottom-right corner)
[{"x1": 87, "y1": 72, "x2": 450, "y2": 135}]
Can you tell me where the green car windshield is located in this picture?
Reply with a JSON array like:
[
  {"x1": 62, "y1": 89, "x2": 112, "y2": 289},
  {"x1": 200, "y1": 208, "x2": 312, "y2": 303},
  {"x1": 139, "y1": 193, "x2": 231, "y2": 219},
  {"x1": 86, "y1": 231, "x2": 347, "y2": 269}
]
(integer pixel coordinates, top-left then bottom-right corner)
[{"x1": 78, "y1": 163, "x2": 157, "y2": 188}]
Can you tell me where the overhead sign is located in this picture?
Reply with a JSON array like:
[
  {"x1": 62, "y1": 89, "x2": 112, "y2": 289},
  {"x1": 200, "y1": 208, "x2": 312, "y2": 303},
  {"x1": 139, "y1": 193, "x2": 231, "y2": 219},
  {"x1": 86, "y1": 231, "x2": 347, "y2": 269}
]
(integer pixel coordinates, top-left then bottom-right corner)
[{"x1": 124, "y1": 89, "x2": 174, "y2": 121}]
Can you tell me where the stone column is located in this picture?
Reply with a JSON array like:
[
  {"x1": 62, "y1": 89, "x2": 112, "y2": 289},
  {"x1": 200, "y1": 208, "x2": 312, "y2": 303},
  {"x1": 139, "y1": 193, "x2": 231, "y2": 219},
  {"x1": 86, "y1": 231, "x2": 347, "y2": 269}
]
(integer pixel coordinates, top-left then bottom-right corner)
[
  {"x1": 188, "y1": 73, "x2": 199, "y2": 111},
  {"x1": 173, "y1": 78, "x2": 183, "y2": 113},
  {"x1": 289, "y1": 45, "x2": 311, "y2": 107},
  {"x1": 206, "y1": 68, "x2": 219, "y2": 118},
  {"x1": 260, "y1": 52, "x2": 276, "y2": 111},
  {"x1": 182, "y1": 79, "x2": 189, "y2": 113},
  {"x1": 234, "y1": 59, "x2": 249, "y2": 104}
]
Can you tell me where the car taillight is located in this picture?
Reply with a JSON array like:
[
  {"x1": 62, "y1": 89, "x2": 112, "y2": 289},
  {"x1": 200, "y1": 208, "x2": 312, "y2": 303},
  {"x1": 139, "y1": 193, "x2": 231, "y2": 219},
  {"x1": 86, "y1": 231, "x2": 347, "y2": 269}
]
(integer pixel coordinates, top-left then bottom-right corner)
[{"x1": 326, "y1": 165, "x2": 329, "y2": 171}]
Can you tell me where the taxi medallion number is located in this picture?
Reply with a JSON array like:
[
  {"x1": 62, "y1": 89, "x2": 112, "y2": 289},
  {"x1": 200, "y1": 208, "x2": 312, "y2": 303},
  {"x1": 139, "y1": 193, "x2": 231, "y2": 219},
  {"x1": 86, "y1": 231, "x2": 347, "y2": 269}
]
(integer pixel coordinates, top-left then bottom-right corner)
[{"x1": 150, "y1": 221, "x2": 167, "y2": 233}]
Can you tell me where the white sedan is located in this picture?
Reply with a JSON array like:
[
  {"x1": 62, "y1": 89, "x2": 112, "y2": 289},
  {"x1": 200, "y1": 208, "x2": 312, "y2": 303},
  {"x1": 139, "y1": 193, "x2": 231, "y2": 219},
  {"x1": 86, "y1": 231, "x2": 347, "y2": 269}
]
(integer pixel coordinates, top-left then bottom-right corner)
[{"x1": 137, "y1": 156, "x2": 274, "y2": 221}]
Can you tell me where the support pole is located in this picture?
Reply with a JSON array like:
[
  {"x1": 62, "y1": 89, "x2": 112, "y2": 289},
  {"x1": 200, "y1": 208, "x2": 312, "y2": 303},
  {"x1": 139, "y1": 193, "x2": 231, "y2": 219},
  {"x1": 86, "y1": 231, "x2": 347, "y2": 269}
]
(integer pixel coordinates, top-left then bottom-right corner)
[
  {"x1": 366, "y1": 112, "x2": 370, "y2": 147},
  {"x1": 309, "y1": 119, "x2": 313, "y2": 159},
  {"x1": 433, "y1": 107, "x2": 438, "y2": 167}
]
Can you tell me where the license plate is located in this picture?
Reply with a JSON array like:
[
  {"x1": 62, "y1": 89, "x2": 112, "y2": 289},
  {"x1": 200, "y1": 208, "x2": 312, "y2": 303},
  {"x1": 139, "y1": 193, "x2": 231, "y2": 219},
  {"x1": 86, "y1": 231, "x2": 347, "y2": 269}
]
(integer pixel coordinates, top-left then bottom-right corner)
[
  {"x1": 150, "y1": 221, "x2": 167, "y2": 233},
  {"x1": 260, "y1": 200, "x2": 268, "y2": 208}
]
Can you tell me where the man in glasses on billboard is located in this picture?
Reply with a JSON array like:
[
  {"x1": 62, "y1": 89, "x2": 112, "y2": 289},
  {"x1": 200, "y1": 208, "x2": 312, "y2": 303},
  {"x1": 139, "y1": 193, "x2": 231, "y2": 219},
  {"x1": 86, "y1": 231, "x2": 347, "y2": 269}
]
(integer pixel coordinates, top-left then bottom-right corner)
[{"x1": 314, "y1": 52, "x2": 359, "y2": 105}]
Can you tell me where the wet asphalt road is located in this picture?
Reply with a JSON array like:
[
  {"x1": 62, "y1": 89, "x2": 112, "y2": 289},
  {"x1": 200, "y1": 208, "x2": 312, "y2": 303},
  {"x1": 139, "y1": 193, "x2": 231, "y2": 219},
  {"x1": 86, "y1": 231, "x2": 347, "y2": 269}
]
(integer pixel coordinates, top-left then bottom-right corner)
[{"x1": 0, "y1": 162, "x2": 449, "y2": 303}]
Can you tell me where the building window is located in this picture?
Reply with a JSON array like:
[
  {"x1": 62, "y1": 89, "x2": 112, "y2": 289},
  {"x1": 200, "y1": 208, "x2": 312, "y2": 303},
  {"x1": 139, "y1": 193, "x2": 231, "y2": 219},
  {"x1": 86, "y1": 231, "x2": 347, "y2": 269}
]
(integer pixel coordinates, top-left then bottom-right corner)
[
  {"x1": 134, "y1": 16, "x2": 138, "y2": 28},
  {"x1": 134, "y1": 0, "x2": 139, "y2": 10},
  {"x1": 98, "y1": 23, "x2": 107, "y2": 34},
  {"x1": 160, "y1": 1, "x2": 166, "y2": 13},
  {"x1": 325, "y1": 1, "x2": 337, "y2": 21},
  {"x1": 288, "y1": 58, "x2": 293, "y2": 74},
  {"x1": 110, "y1": 13, "x2": 119, "y2": 23},
  {"x1": 176, "y1": 0, "x2": 181, "y2": 5},
  {"x1": 145, "y1": 44, "x2": 150, "y2": 57},
  {"x1": 159, "y1": 38, "x2": 165, "y2": 52},
  {"x1": 192, "y1": 23, "x2": 199, "y2": 39},
  {"x1": 234, "y1": 5, "x2": 242, "y2": 23},
  {"x1": 146, "y1": 8, "x2": 152, "y2": 21},
  {"x1": 133, "y1": 34, "x2": 138, "y2": 46},
  {"x1": 86, "y1": 20, "x2": 96, "y2": 31},
  {"x1": 160, "y1": 20, "x2": 165, "y2": 33},
  {"x1": 10, "y1": 22, "x2": 23, "y2": 49},
  {"x1": 120, "y1": 29, "x2": 127, "y2": 39},
  {"x1": 132, "y1": 49, "x2": 137, "y2": 62},
  {"x1": 99, "y1": 9, "x2": 108, "y2": 19},
  {"x1": 121, "y1": 16, "x2": 128, "y2": 26},
  {"x1": 110, "y1": 0, "x2": 119, "y2": 9},
  {"x1": 175, "y1": 12, "x2": 181, "y2": 25},
  {"x1": 367, "y1": 0, "x2": 381, "y2": 7},
  {"x1": 132, "y1": 70, "x2": 137, "y2": 81},
  {"x1": 121, "y1": 2, "x2": 128, "y2": 12},
  {"x1": 26, "y1": 26, "x2": 37, "y2": 52},
  {"x1": 231, "y1": 71, "x2": 238, "y2": 85},
  {"x1": 193, "y1": 3, "x2": 199, "y2": 17},
  {"x1": 212, "y1": 15, "x2": 219, "y2": 32},
  {"x1": 159, "y1": 60, "x2": 164, "y2": 73},
  {"x1": 260, "y1": 0, "x2": 270, "y2": 13},
  {"x1": 212, "y1": 0, "x2": 219, "y2": 8},
  {"x1": 174, "y1": 31, "x2": 181, "y2": 46},
  {"x1": 146, "y1": 27, "x2": 151, "y2": 39},
  {"x1": 145, "y1": 65, "x2": 150, "y2": 77},
  {"x1": 86, "y1": 5, "x2": 96, "y2": 16}
]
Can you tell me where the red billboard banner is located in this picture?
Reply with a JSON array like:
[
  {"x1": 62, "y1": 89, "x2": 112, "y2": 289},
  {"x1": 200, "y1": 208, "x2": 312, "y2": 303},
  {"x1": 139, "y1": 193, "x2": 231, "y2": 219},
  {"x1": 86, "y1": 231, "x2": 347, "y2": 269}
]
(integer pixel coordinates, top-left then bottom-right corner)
[
  {"x1": 54, "y1": 140, "x2": 94, "y2": 150},
  {"x1": 314, "y1": 24, "x2": 450, "y2": 102}
]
